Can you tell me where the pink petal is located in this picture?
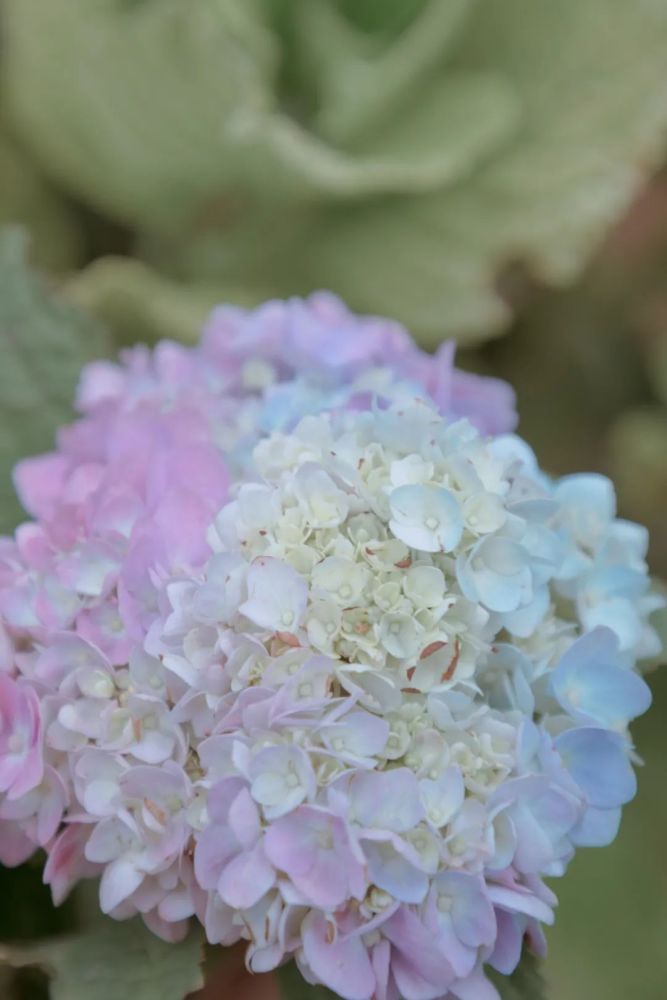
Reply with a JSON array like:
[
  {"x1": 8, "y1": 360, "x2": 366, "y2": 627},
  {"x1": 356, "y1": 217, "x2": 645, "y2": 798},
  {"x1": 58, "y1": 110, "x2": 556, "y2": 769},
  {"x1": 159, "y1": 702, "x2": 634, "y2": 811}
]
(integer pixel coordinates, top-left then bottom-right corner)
[
  {"x1": 0, "y1": 821, "x2": 36, "y2": 866},
  {"x1": 218, "y1": 841, "x2": 275, "y2": 909},
  {"x1": 302, "y1": 911, "x2": 375, "y2": 1000},
  {"x1": 228, "y1": 788, "x2": 261, "y2": 849},
  {"x1": 486, "y1": 884, "x2": 554, "y2": 924}
]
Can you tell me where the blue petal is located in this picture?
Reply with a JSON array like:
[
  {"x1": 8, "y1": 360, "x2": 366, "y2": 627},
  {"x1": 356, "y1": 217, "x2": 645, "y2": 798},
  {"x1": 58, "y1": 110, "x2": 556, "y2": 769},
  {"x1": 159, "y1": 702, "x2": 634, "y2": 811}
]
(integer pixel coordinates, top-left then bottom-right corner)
[
  {"x1": 570, "y1": 806, "x2": 622, "y2": 847},
  {"x1": 363, "y1": 839, "x2": 429, "y2": 904},
  {"x1": 551, "y1": 628, "x2": 652, "y2": 728},
  {"x1": 555, "y1": 727, "x2": 636, "y2": 808}
]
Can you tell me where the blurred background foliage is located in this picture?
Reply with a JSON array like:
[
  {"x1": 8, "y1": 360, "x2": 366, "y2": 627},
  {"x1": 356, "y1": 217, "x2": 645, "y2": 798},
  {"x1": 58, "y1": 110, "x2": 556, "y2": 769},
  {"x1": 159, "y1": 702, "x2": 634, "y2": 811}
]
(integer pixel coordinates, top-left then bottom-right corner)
[
  {"x1": 0, "y1": 1, "x2": 666, "y2": 997},
  {"x1": 3, "y1": 0, "x2": 667, "y2": 344}
]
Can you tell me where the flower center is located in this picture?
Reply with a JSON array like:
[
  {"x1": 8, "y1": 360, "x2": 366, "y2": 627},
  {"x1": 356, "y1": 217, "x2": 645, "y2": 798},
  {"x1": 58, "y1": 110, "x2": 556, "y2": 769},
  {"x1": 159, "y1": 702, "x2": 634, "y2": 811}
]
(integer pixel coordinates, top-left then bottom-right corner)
[
  {"x1": 7, "y1": 733, "x2": 24, "y2": 754},
  {"x1": 437, "y1": 893, "x2": 454, "y2": 913},
  {"x1": 316, "y1": 829, "x2": 334, "y2": 851}
]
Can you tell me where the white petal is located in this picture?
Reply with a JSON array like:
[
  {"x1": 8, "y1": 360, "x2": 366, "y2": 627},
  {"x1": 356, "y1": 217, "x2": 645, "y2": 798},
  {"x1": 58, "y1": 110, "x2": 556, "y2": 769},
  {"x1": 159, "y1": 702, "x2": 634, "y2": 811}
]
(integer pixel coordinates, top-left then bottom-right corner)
[
  {"x1": 240, "y1": 558, "x2": 308, "y2": 631},
  {"x1": 100, "y1": 858, "x2": 143, "y2": 913}
]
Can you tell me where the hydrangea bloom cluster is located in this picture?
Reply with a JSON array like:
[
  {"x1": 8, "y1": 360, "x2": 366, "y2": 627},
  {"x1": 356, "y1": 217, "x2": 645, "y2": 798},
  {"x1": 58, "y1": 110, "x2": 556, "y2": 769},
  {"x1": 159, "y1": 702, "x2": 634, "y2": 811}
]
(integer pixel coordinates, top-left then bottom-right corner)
[
  {"x1": 130, "y1": 399, "x2": 655, "y2": 997},
  {"x1": 0, "y1": 298, "x2": 659, "y2": 999},
  {"x1": 76, "y1": 290, "x2": 517, "y2": 459},
  {"x1": 0, "y1": 291, "x2": 514, "y2": 699},
  {"x1": 0, "y1": 292, "x2": 515, "y2": 852}
]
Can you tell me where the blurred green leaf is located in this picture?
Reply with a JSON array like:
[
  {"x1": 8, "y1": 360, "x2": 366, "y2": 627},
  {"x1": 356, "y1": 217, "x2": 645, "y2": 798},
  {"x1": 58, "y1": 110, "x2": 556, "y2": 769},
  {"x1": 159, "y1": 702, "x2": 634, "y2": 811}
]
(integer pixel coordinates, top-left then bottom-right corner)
[
  {"x1": 276, "y1": 961, "x2": 337, "y2": 1000},
  {"x1": 2, "y1": 0, "x2": 515, "y2": 208},
  {"x1": 2, "y1": 0, "x2": 278, "y2": 230},
  {"x1": 0, "y1": 127, "x2": 82, "y2": 271},
  {"x1": 490, "y1": 952, "x2": 547, "y2": 999},
  {"x1": 643, "y1": 579, "x2": 667, "y2": 673},
  {"x1": 0, "y1": 918, "x2": 204, "y2": 1000},
  {"x1": 607, "y1": 406, "x2": 667, "y2": 576},
  {"x1": 63, "y1": 257, "x2": 258, "y2": 347},
  {"x1": 334, "y1": 0, "x2": 428, "y2": 39},
  {"x1": 647, "y1": 335, "x2": 667, "y2": 408},
  {"x1": 281, "y1": 0, "x2": 667, "y2": 344},
  {"x1": 5, "y1": 0, "x2": 667, "y2": 344},
  {"x1": 0, "y1": 226, "x2": 108, "y2": 532},
  {"x1": 156, "y1": 0, "x2": 667, "y2": 344},
  {"x1": 608, "y1": 406, "x2": 667, "y2": 527},
  {"x1": 294, "y1": 0, "x2": 481, "y2": 144},
  {"x1": 253, "y1": 72, "x2": 518, "y2": 200}
]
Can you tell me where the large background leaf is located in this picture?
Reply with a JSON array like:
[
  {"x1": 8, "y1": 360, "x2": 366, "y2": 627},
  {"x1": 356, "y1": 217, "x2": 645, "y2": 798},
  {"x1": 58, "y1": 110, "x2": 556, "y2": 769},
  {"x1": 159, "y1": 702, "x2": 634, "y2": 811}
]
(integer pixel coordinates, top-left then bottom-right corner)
[
  {"x1": 63, "y1": 257, "x2": 254, "y2": 348},
  {"x1": 0, "y1": 918, "x2": 204, "y2": 1000},
  {"x1": 0, "y1": 227, "x2": 109, "y2": 531},
  {"x1": 490, "y1": 953, "x2": 546, "y2": 999},
  {"x1": 2, "y1": 0, "x2": 278, "y2": 230},
  {"x1": 0, "y1": 123, "x2": 82, "y2": 272},
  {"x1": 150, "y1": 0, "x2": 667, "y2": 345},
  {"x1": 3, "y1": 0, "x2": 667, "y2": 343}
]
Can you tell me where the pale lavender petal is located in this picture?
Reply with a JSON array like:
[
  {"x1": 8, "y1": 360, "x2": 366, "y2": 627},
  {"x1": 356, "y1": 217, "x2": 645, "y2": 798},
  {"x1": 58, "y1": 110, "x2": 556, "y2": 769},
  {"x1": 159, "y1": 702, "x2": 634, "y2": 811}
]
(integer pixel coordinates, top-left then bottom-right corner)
[
  {"x1": 302, "y1": 911, "x2": 375, "y2": 1000},
  {"x1": 100, "y1": 858, "x2": 144, "y2": 913},
  {"x1": 218, "y1": 841, "x2": 275, "y2": 909},
  {"x1": 350, "y1": 769, "x2": 424, "y2": 833}
]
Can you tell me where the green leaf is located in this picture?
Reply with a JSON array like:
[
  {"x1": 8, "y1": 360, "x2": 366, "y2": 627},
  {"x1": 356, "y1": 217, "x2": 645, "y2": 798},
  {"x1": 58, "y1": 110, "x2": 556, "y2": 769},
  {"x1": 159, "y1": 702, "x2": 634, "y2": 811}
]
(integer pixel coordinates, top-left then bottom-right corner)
[
  {"x1": 2, "y1": 0, "x2": 278, "y2": 230},
  {"x1": 646, "y1": 336, "x2": 667, "y2": 408},
  {"x1": 0, "y1": 226, "x2": 109, "y2": 532},
  {"x1": 5, "y1": 0, "x2": 667, "y2": 343},
  {"x1": 150, "y1": 0, "x2": 667, "y2": 345},
  {"x1": 294, "y1": 0, "x2": 478, "y2": 143},
  {"x1": 607, "y1": 407, "x2": 667, "y2": 531},
  {"x1": 334, "y1": 0, "x2": 429, "y2": 39},
  {"x1": 0, "y1": 124, "x2": 83, "y2": 272},
  {"x1": 276, "y1": 960, "x2": 338, "y2": 1000},
  {"x1": 490, "y1": 951, "x2": 547, "y2": 999},
  {"x1": 63, "y1": 257, "x2": 258, "y2": 347},
  {"x1": 643, "y1": 578, "x2": 667, "y2": 673},
  {"x1": 256, "y1": 72, "x2": 518, "y2": 199},
  {"x1": 288, "y1": 0, "x2": 667, "y2": 343},
  {"x1": 2, "y1": 0, "x2": 515, "y2": 209},
  {"x1": 0, "y1": 918, "x2": 204, "y2": 1000}
]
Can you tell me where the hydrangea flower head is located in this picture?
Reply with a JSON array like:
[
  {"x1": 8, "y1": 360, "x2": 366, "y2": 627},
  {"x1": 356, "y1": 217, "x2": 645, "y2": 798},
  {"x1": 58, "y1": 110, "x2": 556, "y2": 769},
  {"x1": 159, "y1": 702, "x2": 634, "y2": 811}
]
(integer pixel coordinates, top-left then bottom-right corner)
[
  {"x1": 147, "y1": 399, "x2": 654, "y2": 996},
  {"x1": 75, "y1": 291, "x2": 517, "y2": 445},
  {"x1": 3, "y1": 293, "x2": 514, "y2": 675},
  {"x1": 0, "y1": 298, "x2": 659, "y2": 999}
]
